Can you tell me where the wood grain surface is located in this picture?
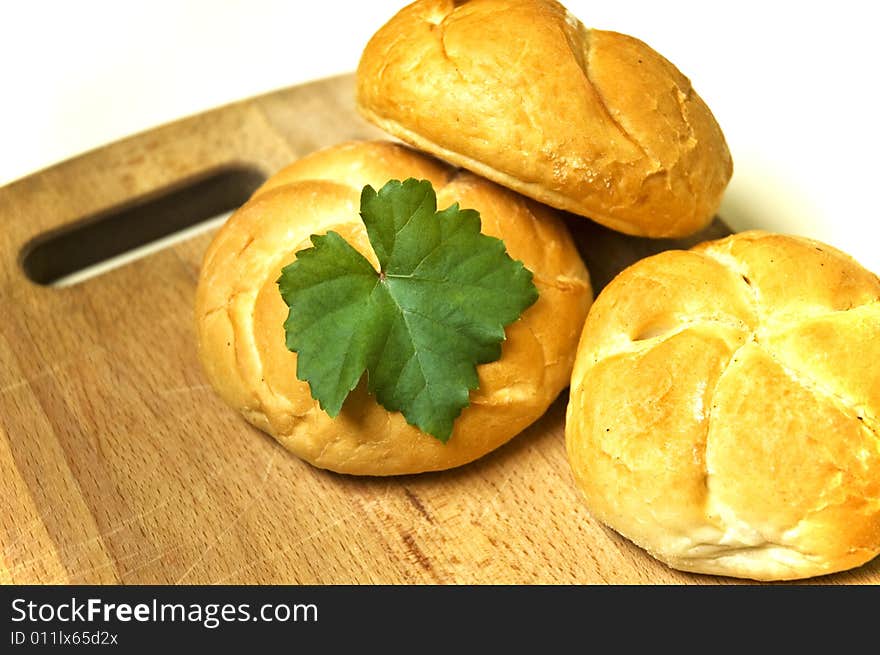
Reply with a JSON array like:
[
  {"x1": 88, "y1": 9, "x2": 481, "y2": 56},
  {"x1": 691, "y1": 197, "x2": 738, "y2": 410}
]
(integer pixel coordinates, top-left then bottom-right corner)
[{"x1": 1, "y1": 74, "x2": 877, "y2": 585}]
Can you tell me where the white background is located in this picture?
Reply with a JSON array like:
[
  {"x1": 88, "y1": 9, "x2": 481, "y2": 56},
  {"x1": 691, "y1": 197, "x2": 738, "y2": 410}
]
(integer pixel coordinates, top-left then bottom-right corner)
[{"x1": 3, "y1": 0, "x2": 879, "y2": 273}]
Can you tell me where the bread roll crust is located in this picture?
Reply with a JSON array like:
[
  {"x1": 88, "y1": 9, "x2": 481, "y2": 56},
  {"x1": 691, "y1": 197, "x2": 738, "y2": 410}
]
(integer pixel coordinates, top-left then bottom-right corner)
[
  {"x1": 356, "y1": 0, "x2": 732, "y2": 238},
  {"x1": 196, "y1": 140, "x2": 592, "y2": 475},
  {"x1": 565, "y1": 230, "x2": 880, "y2": 580}
]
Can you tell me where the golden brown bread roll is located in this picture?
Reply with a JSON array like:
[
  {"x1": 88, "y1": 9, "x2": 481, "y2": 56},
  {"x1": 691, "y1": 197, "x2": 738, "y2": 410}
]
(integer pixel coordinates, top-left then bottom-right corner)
[
  {"x1": 356, "y1": 0, "x2": 732, "y2": 238},
  {"x1": 196, "y1": 140, "x2": 592, "y2": 475},
  {"x1": 565, "y1": 230, "x2": 880, "y2": 580}
]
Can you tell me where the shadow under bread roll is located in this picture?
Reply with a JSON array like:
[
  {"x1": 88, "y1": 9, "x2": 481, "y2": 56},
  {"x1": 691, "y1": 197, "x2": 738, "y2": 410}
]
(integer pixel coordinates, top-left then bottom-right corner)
[
  {"x1": 357, "y1": 0, "x2": 732, "y2": 238},
  {"x1": 196, "y1": 140, "x2": 592, "y2": 475},
  {"x1": 565, "y1": 230, "x2": 880, "y2": 580}
]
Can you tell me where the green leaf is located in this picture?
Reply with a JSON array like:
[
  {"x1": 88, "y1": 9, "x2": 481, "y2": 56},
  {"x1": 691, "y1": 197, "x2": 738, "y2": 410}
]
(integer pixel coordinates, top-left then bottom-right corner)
[{"x1": 277, "y1": 178, "x2": 539, "y2": 442}]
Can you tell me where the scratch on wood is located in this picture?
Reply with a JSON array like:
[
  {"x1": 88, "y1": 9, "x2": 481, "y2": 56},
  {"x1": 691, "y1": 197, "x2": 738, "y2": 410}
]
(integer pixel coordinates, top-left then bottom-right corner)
[
  {"x1": 5, "y1": 454, "x2": 236, "y2": 578},
  {"x1": 174, "y1": 450, "x2": 279, "y2": 584},
  {"x1": 473, "y1": 472, "x2": 515, "y2": 523},
  {"x1": 0, "y1": 347, "x2": 108, "y2": 397},
  {"x1": 211, "y1": 481, "x2": 396, "y2": 584},
  {"x1": 211, "y1": 505, "x2": 360, "y2": 584},
  {"x1": 158, "y1": 384, "x2": 214, "y2": 396}
]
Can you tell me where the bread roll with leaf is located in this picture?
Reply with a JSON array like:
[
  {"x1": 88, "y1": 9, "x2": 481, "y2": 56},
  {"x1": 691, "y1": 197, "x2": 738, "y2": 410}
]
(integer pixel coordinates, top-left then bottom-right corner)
[
  {"x1": 357, "y1": 0, "x2": 732, "y2": 238},
  {"x1": 196, "y1": 141, "x2": 592, "y2": 475},
  {"x1": 565, "y1": 231, "x2": 880, "y2": 580}
]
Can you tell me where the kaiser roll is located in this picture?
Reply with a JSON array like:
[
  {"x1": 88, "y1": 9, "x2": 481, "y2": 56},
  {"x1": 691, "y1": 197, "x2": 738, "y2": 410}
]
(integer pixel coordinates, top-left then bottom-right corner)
[
  {"x1": 356, "y1": 0, "x2": 733, "y2": 238},
  {"x1": 196, "y1": 140, "x2": 592, "y2": 475},
  {"x1": 565, "y1": 230, "x2": 880, "y2": 580}
]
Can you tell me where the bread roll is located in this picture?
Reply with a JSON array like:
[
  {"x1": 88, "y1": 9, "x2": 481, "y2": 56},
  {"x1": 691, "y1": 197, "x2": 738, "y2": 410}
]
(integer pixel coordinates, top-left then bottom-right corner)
[
  {"x1": 196, "y1": 140, "x2": 592, "y2": 475},
  {"x1": 565, "y1": 230, "x2": 880, "y2": 580},
  {"x1": 356, "y1": 0, "x2": 732, "y2": 238}
]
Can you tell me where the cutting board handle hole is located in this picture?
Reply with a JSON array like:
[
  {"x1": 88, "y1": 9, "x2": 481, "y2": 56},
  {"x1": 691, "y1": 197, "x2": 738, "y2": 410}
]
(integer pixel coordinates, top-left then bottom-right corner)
[{"x1": 19, "y1": 165, "x2": 266, "y2": 287}]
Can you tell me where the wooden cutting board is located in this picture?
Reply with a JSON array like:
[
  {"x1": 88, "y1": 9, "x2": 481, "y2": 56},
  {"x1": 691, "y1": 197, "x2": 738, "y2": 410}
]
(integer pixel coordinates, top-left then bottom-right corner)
[{"x1": 2, "y1": 73, "x2": 876, "y2": 585}]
